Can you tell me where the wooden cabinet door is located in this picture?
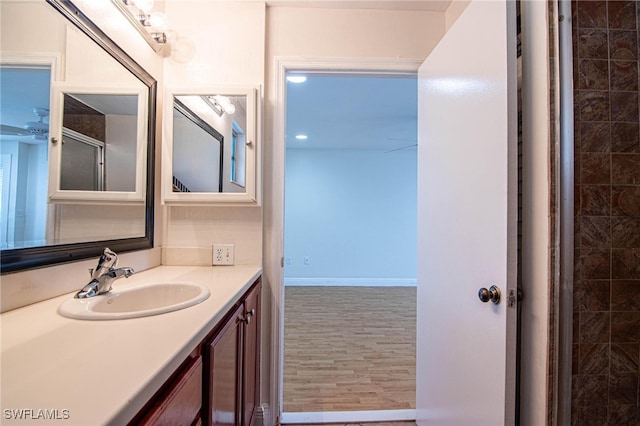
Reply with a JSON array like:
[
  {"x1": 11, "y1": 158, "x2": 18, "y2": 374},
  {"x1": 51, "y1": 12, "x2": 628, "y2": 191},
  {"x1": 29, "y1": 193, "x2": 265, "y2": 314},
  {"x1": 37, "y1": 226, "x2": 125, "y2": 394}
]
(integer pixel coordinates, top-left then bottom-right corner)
[
  {"x1": 242, "y1": 283, "x2": 260, "y2": 426},
  {"x1": 206, "y1": 304, "x2": 243, "y2": 426},
  {"x1": 138, "y1": 355, "x2": 203, "y2": 426}
]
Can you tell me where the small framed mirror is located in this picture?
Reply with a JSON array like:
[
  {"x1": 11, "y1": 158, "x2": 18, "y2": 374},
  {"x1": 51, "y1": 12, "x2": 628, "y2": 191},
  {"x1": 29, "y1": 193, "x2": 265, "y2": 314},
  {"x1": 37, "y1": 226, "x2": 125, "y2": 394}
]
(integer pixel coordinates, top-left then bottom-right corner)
[
  {"x1": 162, "y1": 85, "x2": 259, "y2": 205},
  {"x1": 48, "y1": 83, "x2": 148, "y2": 204}
]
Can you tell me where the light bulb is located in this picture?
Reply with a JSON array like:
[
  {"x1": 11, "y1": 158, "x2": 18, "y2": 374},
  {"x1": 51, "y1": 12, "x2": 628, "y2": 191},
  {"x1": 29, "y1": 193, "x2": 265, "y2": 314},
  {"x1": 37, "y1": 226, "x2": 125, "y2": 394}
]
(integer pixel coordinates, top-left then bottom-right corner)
[
  {"x1": 224, "y1": 104, "x2": 236, "y2": 114},
  {"x1": 135, "y1": 0, "x2": 154, "y2": 13},
  {"x1": 164, "y1": 29, "x2": 178, "y2": 42},
  {"x1": 215, "y1": 96, "x2": 231, "y2": 107},
  {"x1": 148, "y1": 11, "x2": 168, "y2": 31}
]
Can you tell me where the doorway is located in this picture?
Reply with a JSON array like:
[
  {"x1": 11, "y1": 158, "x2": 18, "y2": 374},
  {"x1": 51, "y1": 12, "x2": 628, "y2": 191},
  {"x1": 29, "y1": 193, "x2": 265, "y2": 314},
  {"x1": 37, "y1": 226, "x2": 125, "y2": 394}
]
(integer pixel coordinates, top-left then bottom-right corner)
[
  {"x1": 281, "y1": 72, "x2": 417, "y2": 423},
  {"x1": 0, "y1": 65, "x2": 52, "y2": 249}
]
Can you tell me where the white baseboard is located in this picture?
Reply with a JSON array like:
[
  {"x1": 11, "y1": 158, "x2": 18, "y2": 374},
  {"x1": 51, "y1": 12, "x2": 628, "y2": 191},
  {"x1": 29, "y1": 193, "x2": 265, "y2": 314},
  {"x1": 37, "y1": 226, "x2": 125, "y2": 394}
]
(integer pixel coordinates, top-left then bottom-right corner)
[
  {"x1": 284, "y1": 277, "x2": 416, "y2": 287},
  {"x1": 280, "y1": 409, "x2": 416, "y2": 424}
]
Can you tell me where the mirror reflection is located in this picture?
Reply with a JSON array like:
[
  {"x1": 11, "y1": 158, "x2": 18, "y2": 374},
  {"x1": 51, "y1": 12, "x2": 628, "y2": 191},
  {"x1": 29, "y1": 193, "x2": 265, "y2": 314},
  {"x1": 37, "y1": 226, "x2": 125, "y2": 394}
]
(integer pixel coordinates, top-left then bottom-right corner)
[
  {"x1": 172, "y1": 97, "x2": 223, "y2": 193},
  {"x1": 0, "y1": 66, "x2": 51, "y2": 249},
  {"x1": 172, "y1": 94, "x2": 247, "y2": 193},
  {"x1": 0, "y1": 0, "x2": 155, "y2": 264},
  {"x1": 61, "y1": 93, "x2": 138, "y2": 192}
]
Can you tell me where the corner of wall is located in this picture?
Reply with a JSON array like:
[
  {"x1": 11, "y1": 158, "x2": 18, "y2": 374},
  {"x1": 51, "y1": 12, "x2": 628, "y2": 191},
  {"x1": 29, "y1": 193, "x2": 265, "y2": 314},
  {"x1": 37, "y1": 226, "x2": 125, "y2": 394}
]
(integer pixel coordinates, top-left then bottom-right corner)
[{"x1": 445, "y1": 0, "x2": 471, "y2": 31}]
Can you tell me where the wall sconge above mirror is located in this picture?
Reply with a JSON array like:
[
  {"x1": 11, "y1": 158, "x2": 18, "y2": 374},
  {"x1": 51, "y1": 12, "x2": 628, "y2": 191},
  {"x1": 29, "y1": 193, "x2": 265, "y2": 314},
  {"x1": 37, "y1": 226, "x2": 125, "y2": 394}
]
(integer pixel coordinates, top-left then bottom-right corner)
[
  {"x1": 48, "y1": 83, "x2": 148, "y2": 204},
  {"x1": 162, "y1": 86, "x2": 259, "y2": 205}
]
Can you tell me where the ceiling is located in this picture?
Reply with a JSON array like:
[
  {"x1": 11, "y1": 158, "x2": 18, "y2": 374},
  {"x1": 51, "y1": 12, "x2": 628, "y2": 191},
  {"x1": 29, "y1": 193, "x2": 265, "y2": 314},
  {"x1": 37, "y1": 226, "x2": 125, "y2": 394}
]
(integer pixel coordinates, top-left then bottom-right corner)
[{"x1": 286, "y1": 73, "x2": 417, "y2": 151}]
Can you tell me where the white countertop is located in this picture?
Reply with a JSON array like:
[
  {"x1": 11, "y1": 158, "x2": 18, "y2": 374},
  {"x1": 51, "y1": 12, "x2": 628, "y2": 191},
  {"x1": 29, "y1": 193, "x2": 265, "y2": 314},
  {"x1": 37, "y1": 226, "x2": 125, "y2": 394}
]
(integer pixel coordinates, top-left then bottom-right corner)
[{"x1": 0, "y1": 265, "x2": 262, "y2": 426}]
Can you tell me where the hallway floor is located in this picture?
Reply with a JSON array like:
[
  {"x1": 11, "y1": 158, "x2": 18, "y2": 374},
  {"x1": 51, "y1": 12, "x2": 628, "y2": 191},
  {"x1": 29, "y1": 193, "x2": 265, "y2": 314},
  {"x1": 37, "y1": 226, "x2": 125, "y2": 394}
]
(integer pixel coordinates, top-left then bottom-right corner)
[
  {"x1": 286, "y1": 423, "x2": 416, "y2": 426},
  {"x1": 283, "y1": 286, "x2": 416, "y2": 412}
]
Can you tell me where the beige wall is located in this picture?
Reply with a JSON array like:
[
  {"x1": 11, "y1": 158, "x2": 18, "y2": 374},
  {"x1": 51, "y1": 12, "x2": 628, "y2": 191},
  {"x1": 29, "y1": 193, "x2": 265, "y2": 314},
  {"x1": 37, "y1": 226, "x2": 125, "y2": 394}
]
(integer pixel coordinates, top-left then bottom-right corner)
[
  {"x1": 267, "y1": 7, "x2": 444, "y2": 58},
  {"x1": 161, "y1": 1, "x2": 265, "y2": 266},
  {"x1": 1, "y1": 1, "x2": 65, "y2": 54}
]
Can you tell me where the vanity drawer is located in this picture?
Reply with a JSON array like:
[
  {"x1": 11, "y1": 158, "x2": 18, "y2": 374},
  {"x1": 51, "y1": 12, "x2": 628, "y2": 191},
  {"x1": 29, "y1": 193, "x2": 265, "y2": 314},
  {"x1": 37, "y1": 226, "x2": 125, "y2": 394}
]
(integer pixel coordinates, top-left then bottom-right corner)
[{"x1": 138, "y1": 354, "x2": 203, "y2": 426}]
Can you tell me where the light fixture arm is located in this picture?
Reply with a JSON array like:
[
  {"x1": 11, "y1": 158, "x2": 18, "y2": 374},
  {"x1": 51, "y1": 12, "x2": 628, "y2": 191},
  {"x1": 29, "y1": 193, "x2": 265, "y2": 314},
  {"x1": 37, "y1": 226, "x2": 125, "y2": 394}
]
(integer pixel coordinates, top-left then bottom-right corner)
[{"x1": 202, "y1": 96, "x2": 224, "y2": 117}]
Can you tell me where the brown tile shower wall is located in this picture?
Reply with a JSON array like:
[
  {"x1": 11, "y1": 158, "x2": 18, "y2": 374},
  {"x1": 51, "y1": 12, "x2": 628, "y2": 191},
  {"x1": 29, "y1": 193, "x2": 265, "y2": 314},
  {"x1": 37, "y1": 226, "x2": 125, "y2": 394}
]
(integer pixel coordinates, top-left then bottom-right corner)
[{"x1": 572, "y1": 1, "x2": 640, "y2": 424}]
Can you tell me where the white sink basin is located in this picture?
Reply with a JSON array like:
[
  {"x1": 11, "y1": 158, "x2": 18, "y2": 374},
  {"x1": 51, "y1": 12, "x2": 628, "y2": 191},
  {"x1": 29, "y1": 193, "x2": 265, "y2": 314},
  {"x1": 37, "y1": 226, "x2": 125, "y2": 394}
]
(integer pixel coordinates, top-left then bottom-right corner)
[{"x1": 58, "y1": 282, "x2": 210, "y2": 320}]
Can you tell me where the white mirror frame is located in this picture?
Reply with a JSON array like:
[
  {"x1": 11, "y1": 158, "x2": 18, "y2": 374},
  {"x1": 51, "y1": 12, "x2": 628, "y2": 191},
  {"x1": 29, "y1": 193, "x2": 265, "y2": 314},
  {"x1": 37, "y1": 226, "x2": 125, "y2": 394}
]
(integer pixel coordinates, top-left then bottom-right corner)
[
  {"x1": 162, "y1": 85, "x2": 259, "y2": 206},
  {"x1": 48, "y1": 83, "x2": 148, "y2": 205}
]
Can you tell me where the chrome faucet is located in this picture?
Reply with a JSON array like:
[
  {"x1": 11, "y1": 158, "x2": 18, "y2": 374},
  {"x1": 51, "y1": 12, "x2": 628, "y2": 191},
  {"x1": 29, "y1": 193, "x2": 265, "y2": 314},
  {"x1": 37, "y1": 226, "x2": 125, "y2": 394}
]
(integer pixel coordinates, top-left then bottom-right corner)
[{"x1": 75, "y1": 248, "x2": 134, "y2": 299}]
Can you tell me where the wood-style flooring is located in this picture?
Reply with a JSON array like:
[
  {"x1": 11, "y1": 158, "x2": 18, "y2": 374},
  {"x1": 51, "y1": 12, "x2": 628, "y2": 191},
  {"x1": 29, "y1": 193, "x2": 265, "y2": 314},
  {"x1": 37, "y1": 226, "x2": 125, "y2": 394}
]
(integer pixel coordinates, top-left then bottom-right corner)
[
  {"x1": 283, "y1": 286, "x2": 416, "y2": 413},
  {"x1": 286, "y1": 423, "x2": 416, "y2": 426}
]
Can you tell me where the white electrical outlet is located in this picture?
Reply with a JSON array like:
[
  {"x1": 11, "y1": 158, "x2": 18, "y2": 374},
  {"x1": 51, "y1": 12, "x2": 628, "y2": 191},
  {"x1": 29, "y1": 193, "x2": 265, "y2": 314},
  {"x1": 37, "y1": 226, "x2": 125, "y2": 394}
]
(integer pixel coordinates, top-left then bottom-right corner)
[{"x1": 213, "y1": 244, "x2": 234, "y2": 265}]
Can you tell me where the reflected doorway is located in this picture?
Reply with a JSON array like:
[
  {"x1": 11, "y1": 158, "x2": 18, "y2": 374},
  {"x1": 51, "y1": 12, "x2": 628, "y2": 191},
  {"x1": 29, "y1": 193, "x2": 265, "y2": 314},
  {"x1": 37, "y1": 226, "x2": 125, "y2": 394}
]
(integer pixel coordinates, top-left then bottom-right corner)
[
  {"x1": 282, "y1": 73, "x2": 417, "y2": 422},
  {"x1": 0, "y1": 66, "x2": 51, "y2": 249}
]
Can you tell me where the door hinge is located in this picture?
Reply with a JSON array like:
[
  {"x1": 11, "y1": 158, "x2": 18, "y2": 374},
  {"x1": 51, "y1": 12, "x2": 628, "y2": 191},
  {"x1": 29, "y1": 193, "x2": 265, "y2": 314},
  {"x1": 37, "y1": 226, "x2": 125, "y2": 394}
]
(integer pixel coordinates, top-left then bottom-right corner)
[{"x1": 280, "y1": 257, "x2": 284, "y2": 268}]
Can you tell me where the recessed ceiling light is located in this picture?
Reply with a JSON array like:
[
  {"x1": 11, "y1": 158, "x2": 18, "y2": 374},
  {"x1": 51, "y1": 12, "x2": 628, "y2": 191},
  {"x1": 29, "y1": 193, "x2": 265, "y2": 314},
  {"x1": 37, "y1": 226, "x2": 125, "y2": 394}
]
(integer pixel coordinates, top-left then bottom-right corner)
[
  {"x1": 287, "y1": 76, "x2": 307, "y2": 84},
  {"x1": 295, "y1": 134, "x2": 308, "y2": 140}
]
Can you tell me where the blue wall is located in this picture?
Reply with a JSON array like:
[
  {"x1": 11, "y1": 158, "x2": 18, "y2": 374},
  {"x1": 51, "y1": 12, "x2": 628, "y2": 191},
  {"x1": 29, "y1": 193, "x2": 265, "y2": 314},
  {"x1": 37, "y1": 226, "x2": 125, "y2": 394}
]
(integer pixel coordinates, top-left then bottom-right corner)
[{"x1": 284, "y1": 148, "x2": 416, "y2": 284}]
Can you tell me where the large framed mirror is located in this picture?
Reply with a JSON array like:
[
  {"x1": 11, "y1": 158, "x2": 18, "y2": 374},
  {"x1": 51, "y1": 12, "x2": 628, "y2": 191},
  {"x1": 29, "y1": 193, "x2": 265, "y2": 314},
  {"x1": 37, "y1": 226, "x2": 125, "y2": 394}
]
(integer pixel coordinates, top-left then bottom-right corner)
[
  {"x1": 162, "y1": 86, "x2": 258, "y2": 205},
  {"x1": 0, "y1": 0, "x2": 156, "y2": 272}
]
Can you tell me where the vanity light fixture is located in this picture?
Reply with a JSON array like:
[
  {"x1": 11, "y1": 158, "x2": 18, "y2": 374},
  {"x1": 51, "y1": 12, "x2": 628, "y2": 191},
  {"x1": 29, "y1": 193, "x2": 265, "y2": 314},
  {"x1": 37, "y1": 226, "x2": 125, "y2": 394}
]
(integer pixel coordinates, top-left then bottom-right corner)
[
  {"x1": 202, "y1": 95, "x2": 236, "y2": 117},
  {"x1": 112, "y1": 0, "x2": 171, "y2": 52},
  {"x1": 295, "y1": 134, "x2": 308, "y2": 140}
]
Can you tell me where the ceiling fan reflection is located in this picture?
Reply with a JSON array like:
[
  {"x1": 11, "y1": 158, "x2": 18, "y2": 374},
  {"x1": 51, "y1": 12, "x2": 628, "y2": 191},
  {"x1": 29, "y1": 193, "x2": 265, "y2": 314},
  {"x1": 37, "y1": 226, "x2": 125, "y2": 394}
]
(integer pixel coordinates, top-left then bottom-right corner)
[{"x1": 0, "y1": 107, "x2": 49, "y2": 141}]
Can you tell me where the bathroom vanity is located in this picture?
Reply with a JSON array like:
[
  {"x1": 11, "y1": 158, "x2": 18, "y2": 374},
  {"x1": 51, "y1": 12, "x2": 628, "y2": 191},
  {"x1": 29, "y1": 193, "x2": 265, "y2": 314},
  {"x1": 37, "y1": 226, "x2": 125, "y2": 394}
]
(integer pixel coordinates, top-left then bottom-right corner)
[
  {"x1": 131, "y1": 276, "x2": 261, "y2": 426},
  {"x1": 0, "y1": 265, "x2": 262, "y2": 425}
]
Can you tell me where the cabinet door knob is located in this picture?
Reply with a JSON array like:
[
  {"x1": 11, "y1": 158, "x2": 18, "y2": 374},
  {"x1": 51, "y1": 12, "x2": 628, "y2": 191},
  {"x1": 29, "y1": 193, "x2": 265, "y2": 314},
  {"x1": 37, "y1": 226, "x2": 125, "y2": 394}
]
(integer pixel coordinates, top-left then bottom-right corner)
[{"x1": 240, "y1": 309, "x2": 256, "y2": 324}]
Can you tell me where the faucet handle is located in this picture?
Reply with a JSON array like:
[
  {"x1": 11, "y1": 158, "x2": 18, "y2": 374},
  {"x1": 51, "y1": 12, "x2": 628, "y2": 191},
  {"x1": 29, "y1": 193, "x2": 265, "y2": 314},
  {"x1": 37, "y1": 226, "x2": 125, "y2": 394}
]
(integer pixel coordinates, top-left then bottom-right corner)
[
  {"x1": 92, "y1": 248, "x2": 118, "y2": 279},
  {"x1": 88, "y1": 268, "x2": 94, "y2": 278}
]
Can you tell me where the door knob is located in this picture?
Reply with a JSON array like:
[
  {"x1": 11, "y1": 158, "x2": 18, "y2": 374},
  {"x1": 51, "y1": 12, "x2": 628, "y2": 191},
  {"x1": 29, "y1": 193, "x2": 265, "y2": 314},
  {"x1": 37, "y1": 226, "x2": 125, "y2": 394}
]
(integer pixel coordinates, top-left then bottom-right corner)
[{"x1": 478, "y1": 285, "x2": 501, "y2": 304}]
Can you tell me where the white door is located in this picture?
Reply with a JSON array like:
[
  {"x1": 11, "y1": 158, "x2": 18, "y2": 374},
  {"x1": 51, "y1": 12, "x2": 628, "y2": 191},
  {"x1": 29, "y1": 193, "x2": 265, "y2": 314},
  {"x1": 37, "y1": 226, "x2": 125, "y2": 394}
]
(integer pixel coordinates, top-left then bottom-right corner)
[{"x1": 416, "y1": 0, "x2": 517, "y2": 424}]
